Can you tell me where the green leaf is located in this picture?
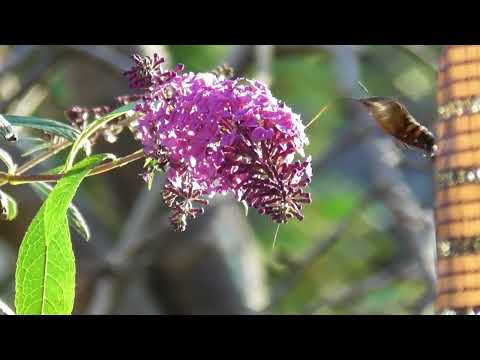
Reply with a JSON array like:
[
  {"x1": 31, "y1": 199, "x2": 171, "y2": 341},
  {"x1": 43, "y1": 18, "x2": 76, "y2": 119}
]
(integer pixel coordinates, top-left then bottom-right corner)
[
  {"x1": 0, "y1": 190, "x2": 17, "y2": 221},
  {"x1": 0, "y1": 147, "x2": 16, "y2": 174},
  {"x1": 15, "y1": 154, "x2": 108, "y2": 315},
  {"x1": 109, "y1": 101, "x2": 137, "y2": 116},
  {"x1": 30, "y1": 182, "x2": 91, "y2": 241},
  {"x1": 3, "y1": 115, "x2": 81, "y2": 142}
]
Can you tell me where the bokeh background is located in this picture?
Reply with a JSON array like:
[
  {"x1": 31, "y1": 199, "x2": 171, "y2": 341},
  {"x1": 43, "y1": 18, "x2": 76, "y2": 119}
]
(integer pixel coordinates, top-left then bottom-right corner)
[{"x1": 0, "y1": 45, "x2": 443, "y2": 314}]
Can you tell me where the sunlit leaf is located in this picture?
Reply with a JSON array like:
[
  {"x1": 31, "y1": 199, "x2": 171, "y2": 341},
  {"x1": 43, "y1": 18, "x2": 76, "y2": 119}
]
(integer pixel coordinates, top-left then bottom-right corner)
[
  {"x1": 15, "y1": 154, "x2": 108, "y2": 315},
  {"x1": 0, "y1": 189, "x2": 17, "y2": 221},
  {"x1": 30, "y1": 182, "x2": 91, "y2": 241}
]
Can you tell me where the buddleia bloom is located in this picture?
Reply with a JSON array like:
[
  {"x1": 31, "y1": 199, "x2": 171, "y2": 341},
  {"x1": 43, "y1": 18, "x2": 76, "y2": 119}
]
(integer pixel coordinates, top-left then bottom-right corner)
[{"x1": 125, "y1": 53, "x2": 313, "y2": 231}]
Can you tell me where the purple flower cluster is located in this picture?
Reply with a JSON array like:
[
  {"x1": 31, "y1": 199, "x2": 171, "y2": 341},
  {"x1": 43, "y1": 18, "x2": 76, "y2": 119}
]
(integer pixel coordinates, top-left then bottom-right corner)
[{"x1": 126, "y1": 54, "x2": 312, "y2": 230}]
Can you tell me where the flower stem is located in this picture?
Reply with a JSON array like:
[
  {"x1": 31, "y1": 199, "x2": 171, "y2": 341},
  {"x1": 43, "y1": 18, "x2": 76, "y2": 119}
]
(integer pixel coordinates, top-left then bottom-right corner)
[
  {"x1": 89, "y1": 149, "x2": 144, "y2": 176},
  {"x1": 0, "y1": 141, "x2": 72, "y2": 187},
  {"x1": 16, "y1": 114, "x2": 139, "y2": 176},
  {"x1": 0, "y1": 149, "x2": 145, "y2": 186},
  {"x1": 64, "y1": 105, "x2": 137, "y2": 171},
  {"x1": 16, "y1": 141, "x2": 72, "y2": 175}
]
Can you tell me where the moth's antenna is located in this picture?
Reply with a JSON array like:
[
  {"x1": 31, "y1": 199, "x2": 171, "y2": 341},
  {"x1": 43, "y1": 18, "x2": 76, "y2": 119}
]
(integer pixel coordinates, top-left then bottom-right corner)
[
  {"x1": 272, "y1": 223, "x2": 281, "y2": 250},
  {"x1": 357, "y1": 81, "x2": 370, "y2": 96}
]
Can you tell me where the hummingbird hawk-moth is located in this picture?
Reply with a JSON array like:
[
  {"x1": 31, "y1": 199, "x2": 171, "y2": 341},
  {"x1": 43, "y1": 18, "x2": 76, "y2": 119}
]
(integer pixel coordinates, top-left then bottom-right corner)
[{"x1": 355, "y1": 96, "x2": 437, "y2": 157}]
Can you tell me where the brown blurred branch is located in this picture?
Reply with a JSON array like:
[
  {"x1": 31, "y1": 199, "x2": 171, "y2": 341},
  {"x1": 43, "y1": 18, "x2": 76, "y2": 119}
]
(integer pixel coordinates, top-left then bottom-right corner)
[
  {"x1": 305, "y1": 258, "x2": 417, "y2": 314},
  {"x1": 0, "y1": 49, "x2": 62, "y2": 113},
  {"x1": 63, "y1": 45, "x2": 132, "y2": 73},
  {"x1": 222, "y1": 45, "x2": 254, "y2": 77},
  {"x1": 254, "y1": 45, "x2": 274, "y2": 86},
  {"x1": 393, "y1": 45, "x2": 437, "y2": 78}
]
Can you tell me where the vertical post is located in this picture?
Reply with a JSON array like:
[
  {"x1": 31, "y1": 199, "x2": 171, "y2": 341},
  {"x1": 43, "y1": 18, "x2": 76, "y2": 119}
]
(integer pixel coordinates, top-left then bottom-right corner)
[{"x1": 435, "y1": 45, "x2": 480, "y2": 314}]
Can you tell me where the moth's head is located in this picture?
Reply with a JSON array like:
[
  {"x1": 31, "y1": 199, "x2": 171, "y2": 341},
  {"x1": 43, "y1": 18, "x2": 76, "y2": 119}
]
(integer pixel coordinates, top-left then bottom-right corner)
[
  {"x1": 358, "y1": 97, "x2": 406, "y2": 117},
  {"x1": 359, "y1": 96, "x2": 398, "y2": 107}
]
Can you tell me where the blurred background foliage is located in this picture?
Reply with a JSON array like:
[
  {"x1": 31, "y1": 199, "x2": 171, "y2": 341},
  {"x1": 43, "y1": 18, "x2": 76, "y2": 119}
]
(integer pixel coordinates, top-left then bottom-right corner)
[{"x1": 0, "y1": 45, "x2": 443, "y2": 314}]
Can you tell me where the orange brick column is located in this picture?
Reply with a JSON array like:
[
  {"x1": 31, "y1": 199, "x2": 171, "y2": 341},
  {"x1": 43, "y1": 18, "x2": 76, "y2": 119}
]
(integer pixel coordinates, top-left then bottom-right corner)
[{"x1": 435, "y1": 45, "x2": 480, "y2": 314}]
